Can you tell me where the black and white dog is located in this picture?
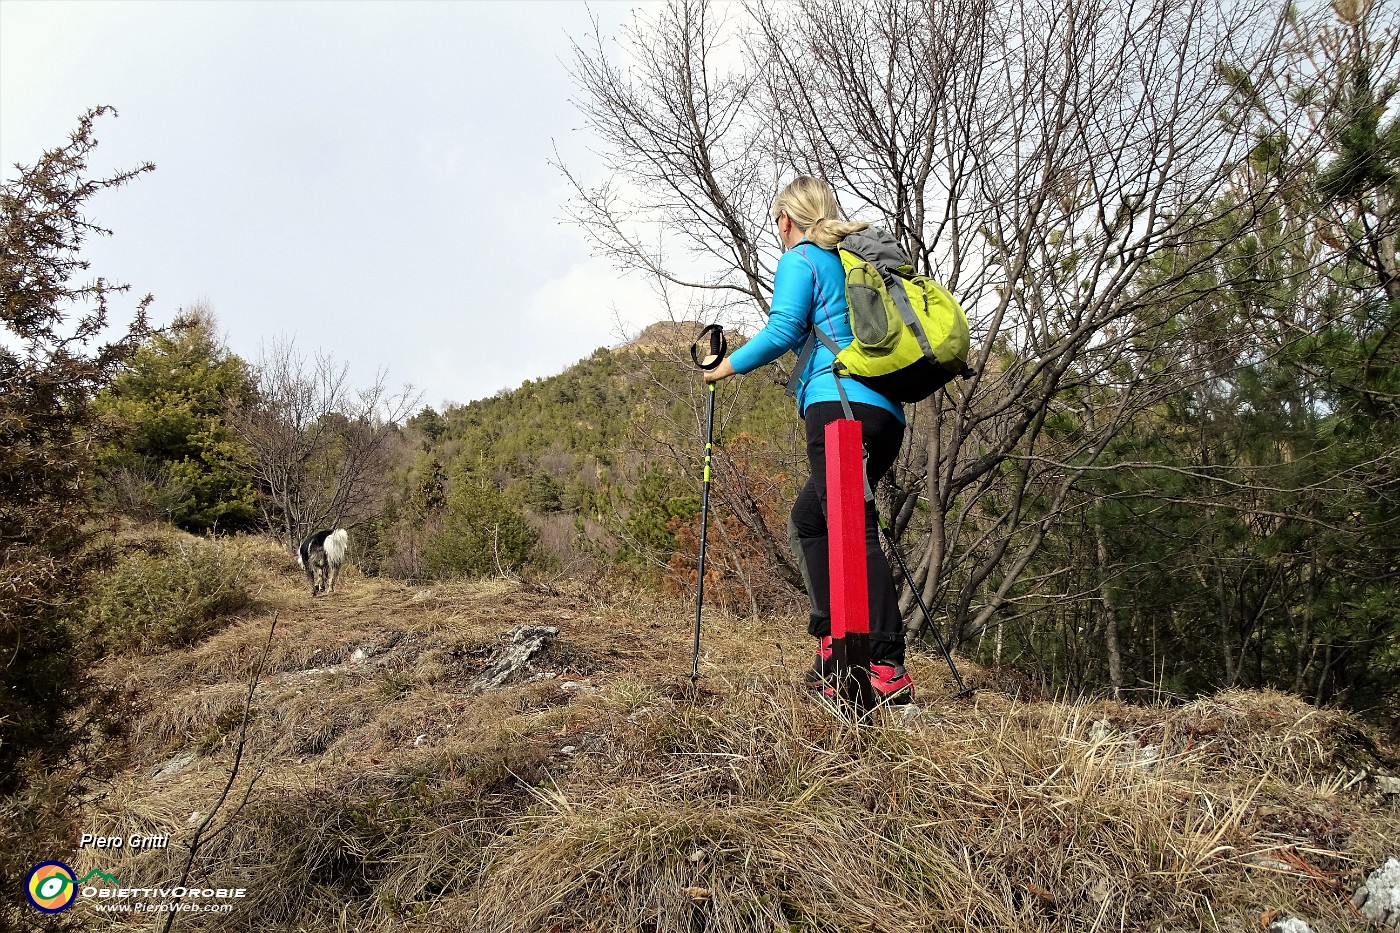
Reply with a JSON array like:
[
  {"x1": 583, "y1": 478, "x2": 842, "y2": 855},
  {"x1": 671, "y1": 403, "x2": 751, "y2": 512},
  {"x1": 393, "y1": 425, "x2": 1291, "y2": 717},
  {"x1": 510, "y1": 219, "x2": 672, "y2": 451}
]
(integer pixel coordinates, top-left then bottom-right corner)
[{"x1": 298, "y1": 529, "x2": 349, "y2": 596}]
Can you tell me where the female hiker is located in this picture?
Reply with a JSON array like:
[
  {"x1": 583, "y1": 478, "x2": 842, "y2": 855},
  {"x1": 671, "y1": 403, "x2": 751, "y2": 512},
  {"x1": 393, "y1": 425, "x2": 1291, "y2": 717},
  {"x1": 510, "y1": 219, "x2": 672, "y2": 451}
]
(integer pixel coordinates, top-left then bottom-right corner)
[{"x1": 703, "y1": 176, "x2": 913, "y2": 705}]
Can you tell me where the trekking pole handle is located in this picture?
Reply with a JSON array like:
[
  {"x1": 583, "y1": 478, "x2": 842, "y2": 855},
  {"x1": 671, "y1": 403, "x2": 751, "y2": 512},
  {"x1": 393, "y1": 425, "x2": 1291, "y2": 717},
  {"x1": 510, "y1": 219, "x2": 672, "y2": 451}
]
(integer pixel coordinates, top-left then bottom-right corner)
[{"x1": 691, "y1": 324, "x2": 728, "y2": 371}]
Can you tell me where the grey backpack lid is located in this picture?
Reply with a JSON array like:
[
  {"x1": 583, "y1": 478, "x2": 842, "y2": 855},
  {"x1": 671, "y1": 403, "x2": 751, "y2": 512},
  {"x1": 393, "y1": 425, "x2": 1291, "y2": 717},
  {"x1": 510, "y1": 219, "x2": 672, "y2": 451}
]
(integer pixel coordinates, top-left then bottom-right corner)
[{"x1": 840, "y1": 227, "x2": 911, "y2": 275}]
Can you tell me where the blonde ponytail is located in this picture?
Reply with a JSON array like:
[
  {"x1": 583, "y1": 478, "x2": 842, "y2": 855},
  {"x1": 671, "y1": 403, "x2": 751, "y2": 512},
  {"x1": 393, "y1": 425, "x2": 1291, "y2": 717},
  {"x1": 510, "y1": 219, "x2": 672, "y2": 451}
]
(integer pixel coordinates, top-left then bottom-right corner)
[{"x1": 773, "y1": 176, "x2": 868, "y2": 249}]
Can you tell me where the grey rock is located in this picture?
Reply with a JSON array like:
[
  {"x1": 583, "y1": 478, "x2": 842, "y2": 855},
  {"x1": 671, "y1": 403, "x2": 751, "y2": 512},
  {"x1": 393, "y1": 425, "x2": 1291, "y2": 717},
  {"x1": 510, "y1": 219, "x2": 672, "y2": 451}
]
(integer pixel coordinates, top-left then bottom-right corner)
[
  {"x1": 152, "y1": 752, "x2": 195, "y2": 780},
  {"x1": 1353, "y1": 858, "x2": 1400, "y2": 929},
  {"x1": 1267, "y1": 918, "x2": 1314, "y2": 933},
  {"x1": 475, "y1": 625, "x2": 560, "y2": 689},
  {"x1": 1118, "y1": 743, "x2": 1159, "y2": 770}
]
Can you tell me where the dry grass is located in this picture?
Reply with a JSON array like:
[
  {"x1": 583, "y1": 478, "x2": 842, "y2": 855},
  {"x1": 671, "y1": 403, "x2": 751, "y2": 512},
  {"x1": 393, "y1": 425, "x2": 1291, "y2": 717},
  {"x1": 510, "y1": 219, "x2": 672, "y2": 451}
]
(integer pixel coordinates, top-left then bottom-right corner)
[
  {"x1": 465, "y1": 686, "x2": 1396, "y2": 933},
  {"x1": 51, "y1": 530, "x2": 1398, "y2": 933}
]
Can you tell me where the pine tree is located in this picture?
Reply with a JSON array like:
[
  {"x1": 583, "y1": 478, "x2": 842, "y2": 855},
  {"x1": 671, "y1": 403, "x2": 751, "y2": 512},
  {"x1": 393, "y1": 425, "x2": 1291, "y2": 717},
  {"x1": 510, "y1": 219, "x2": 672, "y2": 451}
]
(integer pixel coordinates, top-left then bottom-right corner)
[{"x1": 94, "y1": 306, "x2": 257, "y2": 531}]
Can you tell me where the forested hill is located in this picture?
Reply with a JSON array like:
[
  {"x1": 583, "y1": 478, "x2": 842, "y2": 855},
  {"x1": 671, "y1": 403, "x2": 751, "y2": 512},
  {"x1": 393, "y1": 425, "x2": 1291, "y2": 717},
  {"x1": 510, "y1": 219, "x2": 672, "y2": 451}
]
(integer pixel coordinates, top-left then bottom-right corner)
[
  {"x1": 366, "y1": 320, "x2": 806, "y2": 604},
  {"x1": 429, "y1": 320, "x2": 791, "y2": 487}
]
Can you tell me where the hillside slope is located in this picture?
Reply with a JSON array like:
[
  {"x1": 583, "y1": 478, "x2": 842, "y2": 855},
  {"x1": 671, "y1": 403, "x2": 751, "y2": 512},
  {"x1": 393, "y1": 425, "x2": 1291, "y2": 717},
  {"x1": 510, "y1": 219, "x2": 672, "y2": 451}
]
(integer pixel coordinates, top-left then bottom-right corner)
[
  {"x1": 43, "y1": 531, "x2": 1400, "y2": 932},
  {"x1": 428, "y1": 322, "x2": 795, "y2": 508}
]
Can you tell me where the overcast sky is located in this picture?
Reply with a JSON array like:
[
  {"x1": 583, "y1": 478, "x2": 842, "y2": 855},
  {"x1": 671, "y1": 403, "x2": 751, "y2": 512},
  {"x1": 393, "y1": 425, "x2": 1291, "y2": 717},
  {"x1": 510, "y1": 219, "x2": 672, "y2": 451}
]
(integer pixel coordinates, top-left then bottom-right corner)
[{"x1": 1, "y1": 0, "x2": 671, "y2": 410}]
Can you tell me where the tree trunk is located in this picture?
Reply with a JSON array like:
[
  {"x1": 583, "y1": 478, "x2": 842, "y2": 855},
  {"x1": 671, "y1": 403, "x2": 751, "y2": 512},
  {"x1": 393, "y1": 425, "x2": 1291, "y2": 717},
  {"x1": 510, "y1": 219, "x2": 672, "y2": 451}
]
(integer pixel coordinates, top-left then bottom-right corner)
[{"x1": 1095, "y1": 529, "x2": 1124, "y2": 701}]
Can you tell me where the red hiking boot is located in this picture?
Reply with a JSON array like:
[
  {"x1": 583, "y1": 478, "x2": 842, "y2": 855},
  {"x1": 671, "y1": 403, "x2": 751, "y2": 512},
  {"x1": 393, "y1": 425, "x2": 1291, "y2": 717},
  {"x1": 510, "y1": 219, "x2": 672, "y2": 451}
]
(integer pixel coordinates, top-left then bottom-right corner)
[
  {"x1": 811, "y1": 653, "x2": 915, "y2": 708},
  {"x1": 802, "y1": 636, "x2": 834, "y2": 690},
  {"x1": 870, "y1": 661, "x2": 915, "y2": 705}
]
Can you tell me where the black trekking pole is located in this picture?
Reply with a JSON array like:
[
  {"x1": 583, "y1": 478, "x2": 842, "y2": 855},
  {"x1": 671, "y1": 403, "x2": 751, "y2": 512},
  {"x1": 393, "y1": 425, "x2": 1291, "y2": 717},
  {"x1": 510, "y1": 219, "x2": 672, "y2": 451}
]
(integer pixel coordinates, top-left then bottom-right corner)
[
  {"x1": 689, "y1": 324, "x2": 727, "y2": 688},
  {"x1": 878, "y1": 519, "x2": 973, "y2": 698}
]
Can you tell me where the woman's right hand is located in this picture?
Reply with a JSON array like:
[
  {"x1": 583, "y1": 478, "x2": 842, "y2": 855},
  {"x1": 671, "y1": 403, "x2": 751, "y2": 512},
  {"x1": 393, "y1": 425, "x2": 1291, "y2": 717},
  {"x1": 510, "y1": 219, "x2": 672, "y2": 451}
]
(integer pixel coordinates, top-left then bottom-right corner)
[{"x1": 703, "y1": 359, "x2": 736, "y2": 384}]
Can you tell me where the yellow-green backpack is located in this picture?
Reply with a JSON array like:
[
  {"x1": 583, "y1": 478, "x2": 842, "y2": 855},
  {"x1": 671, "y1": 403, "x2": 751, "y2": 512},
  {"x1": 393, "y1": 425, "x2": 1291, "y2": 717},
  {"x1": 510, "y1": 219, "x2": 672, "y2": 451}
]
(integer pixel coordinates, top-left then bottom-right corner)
[{"x1": 795, "y1": 227, "x2": 972, "y2": 406}]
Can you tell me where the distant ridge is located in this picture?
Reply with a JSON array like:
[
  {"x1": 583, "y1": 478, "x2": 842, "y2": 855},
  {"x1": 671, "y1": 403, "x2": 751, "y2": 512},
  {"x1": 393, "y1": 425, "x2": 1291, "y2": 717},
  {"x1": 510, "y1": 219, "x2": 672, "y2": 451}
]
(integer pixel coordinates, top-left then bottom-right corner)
[{"x1": 616, "y1": 320, "x2": 704, "y2": 354}]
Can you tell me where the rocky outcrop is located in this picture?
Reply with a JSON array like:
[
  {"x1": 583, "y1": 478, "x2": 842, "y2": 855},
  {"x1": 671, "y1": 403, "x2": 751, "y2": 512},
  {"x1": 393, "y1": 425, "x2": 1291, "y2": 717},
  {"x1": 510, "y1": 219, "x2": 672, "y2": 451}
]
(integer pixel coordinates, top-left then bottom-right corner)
[
  {"x1": 1353, "y1": 858, "x2": 1400, "y2": 929},
  {"x1": 474, "y1": 625, "x2": 560, "y2": 689}
]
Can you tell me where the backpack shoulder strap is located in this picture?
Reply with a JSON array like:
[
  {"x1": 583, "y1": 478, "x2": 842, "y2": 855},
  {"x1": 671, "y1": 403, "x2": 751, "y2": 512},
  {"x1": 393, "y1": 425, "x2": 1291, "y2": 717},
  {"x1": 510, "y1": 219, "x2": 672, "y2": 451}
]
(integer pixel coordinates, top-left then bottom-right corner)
[
  {"x1": 889, "y1": 275, "x2": 937, "y2": 362},
  {"x1": 782, "y1": 247, "x2": 846, "y2": 410},
  {"x1": 786, "y1": 333, "x2": 820, "y2": 399},
  {"x1": 810, "y1": 327, "x2": 856, "y2": 423}
]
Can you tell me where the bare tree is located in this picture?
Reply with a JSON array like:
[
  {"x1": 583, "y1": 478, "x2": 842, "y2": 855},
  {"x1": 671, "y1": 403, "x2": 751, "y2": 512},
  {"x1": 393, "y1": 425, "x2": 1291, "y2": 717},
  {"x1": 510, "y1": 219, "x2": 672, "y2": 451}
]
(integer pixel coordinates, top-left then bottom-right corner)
[
  {"x1": 229, "y1": 337, "x2": 418, "y2": 548},
  {"x1": 557, "y1": 0, "x2": 781, "y2": 319},
  {"x1": 561, "y1": 0, "x2": 1320, "y2": 649}
]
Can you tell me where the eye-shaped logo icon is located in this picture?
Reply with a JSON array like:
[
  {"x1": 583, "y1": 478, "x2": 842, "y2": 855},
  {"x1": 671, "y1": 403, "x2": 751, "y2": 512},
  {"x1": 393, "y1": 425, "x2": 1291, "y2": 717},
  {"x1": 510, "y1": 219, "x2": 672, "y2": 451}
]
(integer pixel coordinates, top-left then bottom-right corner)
[{"x1": 26, "y1": 861, "x2": 78, "y2": 912}]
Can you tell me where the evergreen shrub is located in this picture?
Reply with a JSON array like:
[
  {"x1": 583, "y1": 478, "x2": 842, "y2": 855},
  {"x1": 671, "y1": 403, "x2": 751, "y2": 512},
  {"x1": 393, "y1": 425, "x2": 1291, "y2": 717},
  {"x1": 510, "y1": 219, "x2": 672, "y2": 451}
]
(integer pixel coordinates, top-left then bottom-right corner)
[{"x1": 83, "y1": 535, "x2": 253, "y2": 653}]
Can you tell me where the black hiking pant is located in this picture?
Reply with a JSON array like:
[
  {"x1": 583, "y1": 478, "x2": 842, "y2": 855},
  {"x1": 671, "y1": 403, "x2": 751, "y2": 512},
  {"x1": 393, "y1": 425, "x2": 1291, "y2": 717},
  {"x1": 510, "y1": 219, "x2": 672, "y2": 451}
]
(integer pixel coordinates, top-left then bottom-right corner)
[{"x1": 790, "y1": 401, "x2": 906, "y2": 664}]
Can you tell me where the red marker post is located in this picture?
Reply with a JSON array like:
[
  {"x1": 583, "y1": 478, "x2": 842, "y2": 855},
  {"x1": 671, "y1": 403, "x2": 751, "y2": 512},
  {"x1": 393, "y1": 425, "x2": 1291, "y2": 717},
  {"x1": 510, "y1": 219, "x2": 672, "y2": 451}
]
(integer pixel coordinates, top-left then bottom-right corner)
[{"x1": 826, "y1": 419, "x2": 874, "y2": 714}]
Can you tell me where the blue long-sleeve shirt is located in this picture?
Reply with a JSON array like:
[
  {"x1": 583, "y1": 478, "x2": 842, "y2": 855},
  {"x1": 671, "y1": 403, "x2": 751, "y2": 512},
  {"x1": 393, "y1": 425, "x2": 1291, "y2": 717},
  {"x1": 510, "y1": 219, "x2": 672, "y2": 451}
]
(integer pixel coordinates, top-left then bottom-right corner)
[{"x1": 729, "y1": 241, "x2": 905, "y2": 423}]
